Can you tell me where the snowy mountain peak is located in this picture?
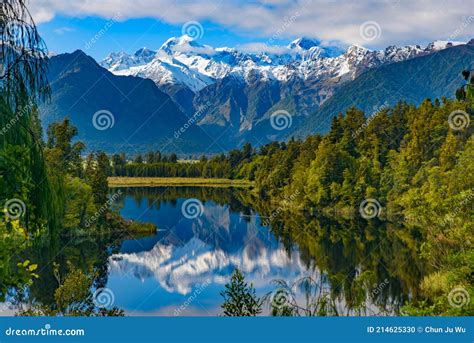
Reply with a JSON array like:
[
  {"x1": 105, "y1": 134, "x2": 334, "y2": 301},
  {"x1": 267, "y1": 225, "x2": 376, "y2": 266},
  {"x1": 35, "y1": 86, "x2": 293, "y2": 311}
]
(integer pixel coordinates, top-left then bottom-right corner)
[
  {"x1": 288, "y1": 37, "x2": 345, "y2": 58},
  {"x1": 160, "y1": 35, "x2": 202, "y2": 51},
  {"x1": 133, "y1": 47, "x2": 156, "y2": 58},
  {"x1": 157, "y1": 35, "x2": 218, "y2": 59},
  {"x1": 100, "y1": 36, "x2": 467, "y2": 95},
  {"x1": 289, "y1": 37, "x2": 321, "y2": 50},
  {"x1": 425, "y1": 40, "x2": 464, "y2": 51}
]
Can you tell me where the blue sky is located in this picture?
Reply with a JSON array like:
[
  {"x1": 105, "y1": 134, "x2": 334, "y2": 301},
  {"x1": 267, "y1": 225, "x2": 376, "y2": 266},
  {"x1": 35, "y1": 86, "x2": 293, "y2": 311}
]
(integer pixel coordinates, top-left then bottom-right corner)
[
  {"x1": 37, "y1": 16, "x2": 289, "y2": 60},
  {"x1": 31, "y1": 0, "x2": 474, "y2": 61}
]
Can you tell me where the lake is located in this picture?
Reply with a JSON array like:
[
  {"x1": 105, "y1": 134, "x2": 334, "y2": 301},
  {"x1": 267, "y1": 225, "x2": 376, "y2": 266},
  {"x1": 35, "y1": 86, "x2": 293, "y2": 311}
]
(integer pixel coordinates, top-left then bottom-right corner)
[
  {"x1": 106, "y1": 186, "x2": 318, "y2": 315},
  {"x1": 1, "y1": 186, "x2": 424, "y2": 316}
]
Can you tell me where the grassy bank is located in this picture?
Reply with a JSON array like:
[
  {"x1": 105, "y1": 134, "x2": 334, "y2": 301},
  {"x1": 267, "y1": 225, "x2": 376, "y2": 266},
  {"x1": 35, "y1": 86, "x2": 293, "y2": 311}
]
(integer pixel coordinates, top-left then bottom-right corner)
[{"x1": 108, "y1": 177, "x2": 254, "y2": 188}]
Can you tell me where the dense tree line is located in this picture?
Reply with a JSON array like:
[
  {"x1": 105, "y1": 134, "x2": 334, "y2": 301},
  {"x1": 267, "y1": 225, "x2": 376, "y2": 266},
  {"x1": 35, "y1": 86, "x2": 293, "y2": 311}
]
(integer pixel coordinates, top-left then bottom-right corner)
[
  {"x1": 107, "y1": 142, "x2": 254, "y2": 178},
  {"x1": 222, "y1": 75, "x2": 473, "y2": 316}
]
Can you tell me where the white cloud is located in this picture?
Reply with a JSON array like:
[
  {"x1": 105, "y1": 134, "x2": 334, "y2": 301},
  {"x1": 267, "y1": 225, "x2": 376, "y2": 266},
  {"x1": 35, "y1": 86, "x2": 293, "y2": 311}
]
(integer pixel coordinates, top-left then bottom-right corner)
[
  {"x1": 173, "y1": 43, "x2": 216, "y2": 55},
  {"x1": 53, "y1": 26, "x2": 75, "y2": 35},
  {"x1": 29, "y1": 0, "x2": 474, "y2": 47},
  {"x1": 236, "y1": 43, "x2": 292, "y2": 55}
]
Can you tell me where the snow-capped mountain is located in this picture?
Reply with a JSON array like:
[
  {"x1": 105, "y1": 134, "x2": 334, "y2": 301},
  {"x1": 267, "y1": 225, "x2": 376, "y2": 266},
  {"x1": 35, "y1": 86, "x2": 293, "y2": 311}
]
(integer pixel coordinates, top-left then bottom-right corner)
[
  {"x1": 61, "y1": 37, "x2": 466, "y2": 152},
  {"x1": 101, "y1": 47, "x2": 156, "y2": 72},
  {"x1": 100, "y1": 36, "x2": 463, "y2": 93}
]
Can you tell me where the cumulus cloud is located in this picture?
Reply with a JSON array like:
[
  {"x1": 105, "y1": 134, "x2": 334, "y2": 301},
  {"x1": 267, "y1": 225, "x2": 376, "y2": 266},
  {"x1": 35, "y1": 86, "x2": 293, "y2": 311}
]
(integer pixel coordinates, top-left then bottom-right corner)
[{"x1": 29, "y1": 0, "x2": 474, "y2": 47}]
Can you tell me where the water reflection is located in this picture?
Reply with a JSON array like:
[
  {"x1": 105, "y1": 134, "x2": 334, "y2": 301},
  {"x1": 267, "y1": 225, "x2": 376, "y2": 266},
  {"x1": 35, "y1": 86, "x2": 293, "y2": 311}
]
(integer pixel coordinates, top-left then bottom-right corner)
[
  {"x1": 1, "y1": 186, "x2": 425, "y2": 316},
  {"x1": 107, "y1": 187, "x2": 317, "y2": 315}
]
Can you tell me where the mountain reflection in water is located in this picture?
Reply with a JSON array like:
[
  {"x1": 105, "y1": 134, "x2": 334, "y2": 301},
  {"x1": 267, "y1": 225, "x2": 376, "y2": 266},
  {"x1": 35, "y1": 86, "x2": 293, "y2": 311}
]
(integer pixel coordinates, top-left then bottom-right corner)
[{"x1": 107, "y1": 187, "x2": 318, "y2": 315}]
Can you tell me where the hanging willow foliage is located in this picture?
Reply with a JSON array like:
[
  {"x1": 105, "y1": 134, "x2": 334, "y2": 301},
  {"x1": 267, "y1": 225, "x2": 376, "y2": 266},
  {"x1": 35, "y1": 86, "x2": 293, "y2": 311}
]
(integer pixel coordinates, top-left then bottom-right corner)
[
  {"x1": 0, "y1": 0, "x2": 61, "y2": 235},
  {"x1": 0, "y1": 0, "x2": 50, "y2": 111}
]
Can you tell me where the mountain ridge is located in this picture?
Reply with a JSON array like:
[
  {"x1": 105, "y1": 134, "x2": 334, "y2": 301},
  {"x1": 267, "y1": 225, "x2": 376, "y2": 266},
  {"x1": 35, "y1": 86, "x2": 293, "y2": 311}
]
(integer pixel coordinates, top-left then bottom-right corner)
[
  {"x1": 98, "y1": 36, "x2": 466, "y2": 140},
  {"x1": 41, "y1": 50, "x2": 216, "y2": 154},
  {"x1": 289, "y1": 43, "x2": 474, "y2": 139},
  {"x1": 40, "y1": 39, "x2": 473, "y2": 155}
]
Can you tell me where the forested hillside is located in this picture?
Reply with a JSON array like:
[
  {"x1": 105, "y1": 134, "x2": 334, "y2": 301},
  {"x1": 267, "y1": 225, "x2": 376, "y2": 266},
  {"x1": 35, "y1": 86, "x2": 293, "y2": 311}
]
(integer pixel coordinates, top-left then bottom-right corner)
[
  {"x1": 290, "y1": 42, "x2": 474, "y2": 139},
  {"x1": 112, "y1": 81, "x2": 473, "y2": 315}
]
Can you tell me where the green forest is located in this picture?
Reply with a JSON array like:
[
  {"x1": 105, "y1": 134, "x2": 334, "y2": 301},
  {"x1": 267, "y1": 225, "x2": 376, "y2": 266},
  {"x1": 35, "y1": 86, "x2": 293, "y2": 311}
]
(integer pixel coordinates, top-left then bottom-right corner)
[
  {"x1": 113, "y1": 94, "x2": 473, "y2": 316},
  {"x1": 1, "y1": 0, "x2": 473, "y2": 317}
]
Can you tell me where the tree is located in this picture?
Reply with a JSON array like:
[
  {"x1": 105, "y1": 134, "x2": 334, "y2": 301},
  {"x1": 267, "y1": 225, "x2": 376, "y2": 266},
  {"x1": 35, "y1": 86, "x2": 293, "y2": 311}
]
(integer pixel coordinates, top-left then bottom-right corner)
[
  {"x1": 0, "y1": 1, "x2": 60, "y2": 234},
  {"x1": 90, "y1": 152, "x2": 110, "y2": 207},
  {"x1": 111, "y1": 153, "x2": 126, "y2": 176},
  {"x1": 46, "y1": 118, "x2": 85, "y2": 176},
  {"x1": 145, "y1": 151, "x2": 155, "y2": 164},
  {"x1": 0, "y1": 0, "x2": 49, "y2": 112},
  {"x1": 18, "y1": 263, "x2": 124, "y2": 316},
  {"x1": 220, "y1": 269, "x2": 262, "y2": 316},
  {"x1": 134, "y1": 154, "x2": 143, "y2": 164},
  {"x1": 169, "y1": 153, "x2": 178, "y2": 163}
]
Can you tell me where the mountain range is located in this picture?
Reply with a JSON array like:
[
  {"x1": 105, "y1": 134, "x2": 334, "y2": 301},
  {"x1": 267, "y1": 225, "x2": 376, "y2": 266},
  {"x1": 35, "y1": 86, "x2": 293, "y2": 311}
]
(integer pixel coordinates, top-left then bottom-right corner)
[{"x1": 39, "y1": 36, "x2": 474, "y2": 154}]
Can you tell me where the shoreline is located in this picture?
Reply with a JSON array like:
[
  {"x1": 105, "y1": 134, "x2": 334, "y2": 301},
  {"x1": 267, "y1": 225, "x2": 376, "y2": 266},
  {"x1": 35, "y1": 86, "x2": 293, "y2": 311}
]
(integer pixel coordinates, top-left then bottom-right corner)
[{"x1": 108, "y1": 177, "x2": 254, "y2": 188}]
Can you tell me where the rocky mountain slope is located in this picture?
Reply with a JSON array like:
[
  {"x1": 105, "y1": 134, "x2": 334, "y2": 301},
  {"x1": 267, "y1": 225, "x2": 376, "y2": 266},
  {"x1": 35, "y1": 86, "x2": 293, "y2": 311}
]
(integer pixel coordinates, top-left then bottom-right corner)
[{"x1": 100, "y1": 36, "x2": 464, "y2": 145}]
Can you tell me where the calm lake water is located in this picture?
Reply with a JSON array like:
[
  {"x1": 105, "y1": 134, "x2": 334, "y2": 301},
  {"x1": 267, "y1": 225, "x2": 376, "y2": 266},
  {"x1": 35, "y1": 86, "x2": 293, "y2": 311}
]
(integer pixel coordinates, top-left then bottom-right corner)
[
  {"x1": 1, "y1": 186, "x2": 422, "y2": 316},
  {"x1": 106, "y1": 187, "x2": 317, "y2": 315}
]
